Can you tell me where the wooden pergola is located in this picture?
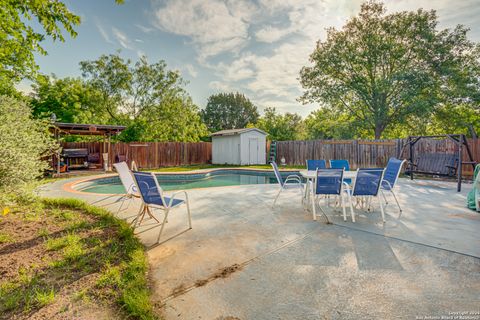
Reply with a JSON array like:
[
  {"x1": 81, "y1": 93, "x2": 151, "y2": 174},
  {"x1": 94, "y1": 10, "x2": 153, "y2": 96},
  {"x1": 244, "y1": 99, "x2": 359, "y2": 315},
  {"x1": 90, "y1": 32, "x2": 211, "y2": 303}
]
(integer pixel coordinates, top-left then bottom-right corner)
[{"x1": 51, "y1": 122, "x2": 126, "y2": 174}]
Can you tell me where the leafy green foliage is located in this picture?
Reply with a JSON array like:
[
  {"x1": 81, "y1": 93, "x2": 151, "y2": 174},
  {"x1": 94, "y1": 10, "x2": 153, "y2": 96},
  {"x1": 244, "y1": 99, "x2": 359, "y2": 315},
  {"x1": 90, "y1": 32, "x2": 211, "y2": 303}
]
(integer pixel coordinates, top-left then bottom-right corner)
[
  {"x1": 0, "y1": 0, "x2": 80, "y2": 85},
  {"x1": 256, "y1": 107, "x2": 305, "y2": 141},
  {"x1": 305, "y1": 109, "x2": 361, "y2": 139},
  {"x1": 79, "y1": 53, "x2": 208, "y2": 141},
  {"x1": 30, "y1": 75, "x2": 108, "y2": 124},
  {"x1": 201, "y1": 92, "x2": 259, "y2": 132},
  {"x1": 0, "y1": 95, "x2": 58, "y2": 189},
  {"x1": 300, "y1": 1, "x2": 480, "y2": 138}
]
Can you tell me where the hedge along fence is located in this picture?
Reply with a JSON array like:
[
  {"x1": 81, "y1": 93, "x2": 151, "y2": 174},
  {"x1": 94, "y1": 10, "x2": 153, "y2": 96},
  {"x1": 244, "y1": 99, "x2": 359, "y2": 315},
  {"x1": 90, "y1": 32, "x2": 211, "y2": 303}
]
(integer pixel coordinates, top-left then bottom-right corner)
[
  {"x1": 60, "y1": 141, "x2": 212, "y2": 169},
  {"x1": 274, "y1": 138, "x2": 479, "y2": 177}
]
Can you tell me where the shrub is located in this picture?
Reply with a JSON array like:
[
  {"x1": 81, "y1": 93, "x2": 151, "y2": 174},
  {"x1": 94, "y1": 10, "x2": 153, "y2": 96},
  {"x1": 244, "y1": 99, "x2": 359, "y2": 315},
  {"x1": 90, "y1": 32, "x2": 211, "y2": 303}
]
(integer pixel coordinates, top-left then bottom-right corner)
[{"x1": 0, "y1": 95, "x2": 58, "y2": 189}]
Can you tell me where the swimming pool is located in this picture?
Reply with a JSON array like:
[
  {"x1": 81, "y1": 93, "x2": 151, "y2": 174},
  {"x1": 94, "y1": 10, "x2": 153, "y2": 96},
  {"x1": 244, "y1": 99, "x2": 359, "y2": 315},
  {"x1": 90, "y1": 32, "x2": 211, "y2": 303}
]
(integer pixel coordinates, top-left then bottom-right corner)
[{"x1": 73, "y1": 169, "x2": 299, "y2": 194}]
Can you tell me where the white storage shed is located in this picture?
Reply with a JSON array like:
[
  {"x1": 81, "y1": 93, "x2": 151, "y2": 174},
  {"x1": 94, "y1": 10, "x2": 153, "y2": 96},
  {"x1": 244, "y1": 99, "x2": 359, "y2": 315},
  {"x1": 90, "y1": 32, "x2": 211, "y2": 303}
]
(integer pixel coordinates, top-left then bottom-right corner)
[{"x1": 211, "y1": 128, "x2": 268, "y2": 165}]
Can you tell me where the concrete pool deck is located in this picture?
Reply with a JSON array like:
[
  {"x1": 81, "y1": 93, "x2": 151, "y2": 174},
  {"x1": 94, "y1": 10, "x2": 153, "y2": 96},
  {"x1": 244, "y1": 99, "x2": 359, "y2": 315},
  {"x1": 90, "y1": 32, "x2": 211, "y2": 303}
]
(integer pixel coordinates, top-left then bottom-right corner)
[{"x1": 38, "y1": 176, "x2": 480, "y2": 319}]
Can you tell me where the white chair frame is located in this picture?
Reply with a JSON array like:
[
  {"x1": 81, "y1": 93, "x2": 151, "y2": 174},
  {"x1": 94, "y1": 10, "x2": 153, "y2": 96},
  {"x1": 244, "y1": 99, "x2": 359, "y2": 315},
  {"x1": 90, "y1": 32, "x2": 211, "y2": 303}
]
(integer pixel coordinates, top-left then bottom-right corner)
[
  {"x1": 113, "y1": 162, "x2": 143, "y2": 216},
  {"x1": 271, "y1": 162, "x2": 304, "y2": 207},
  {"x1": 346, "y1": 169, "x2": 386, "y2": 223},
  {"x1": 132, "y1": 172, "x2": 192, "y2": 244},
  {"x1": 380, "y1": 159, "x2": 406, "y2": 218},
  {"x1": 310, "y1": 169, "x2": 353, "y2": 222}
]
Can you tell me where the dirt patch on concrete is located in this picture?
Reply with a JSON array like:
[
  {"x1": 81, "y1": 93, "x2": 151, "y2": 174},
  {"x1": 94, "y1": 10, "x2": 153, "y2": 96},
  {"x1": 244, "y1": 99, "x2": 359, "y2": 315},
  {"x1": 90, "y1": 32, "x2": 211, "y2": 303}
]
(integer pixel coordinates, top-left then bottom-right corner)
[{"x1": 168, "y1": 263, "x2": 243, "y2": 300}]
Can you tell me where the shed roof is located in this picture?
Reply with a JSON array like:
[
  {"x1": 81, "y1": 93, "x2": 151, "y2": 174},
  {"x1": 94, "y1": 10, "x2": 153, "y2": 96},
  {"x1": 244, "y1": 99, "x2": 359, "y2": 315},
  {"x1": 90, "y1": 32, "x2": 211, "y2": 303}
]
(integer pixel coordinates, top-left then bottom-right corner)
[{"x1": 210, "y1": 128, "x2": 267, "y2": 137}]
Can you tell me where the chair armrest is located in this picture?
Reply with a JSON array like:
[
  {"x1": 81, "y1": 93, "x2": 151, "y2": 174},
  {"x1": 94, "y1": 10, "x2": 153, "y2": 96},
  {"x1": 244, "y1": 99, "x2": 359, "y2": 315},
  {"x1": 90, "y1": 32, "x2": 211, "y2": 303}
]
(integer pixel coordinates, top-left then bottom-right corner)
[
  {"x1": 167, "y1": 190, "x2": 189, "y2": 207},
  {"x1": 284, "y1": 174, "x2": 302, "y2": 182},
  {"x1": 342, "y1": 181, "x2": 352, "y2": 195},
  {"x1": 381, "y1": 179, "x2": 393, "y2": 190},
  {"x1": 285, "y1": 174, "x2": 302, "y2": 180}
]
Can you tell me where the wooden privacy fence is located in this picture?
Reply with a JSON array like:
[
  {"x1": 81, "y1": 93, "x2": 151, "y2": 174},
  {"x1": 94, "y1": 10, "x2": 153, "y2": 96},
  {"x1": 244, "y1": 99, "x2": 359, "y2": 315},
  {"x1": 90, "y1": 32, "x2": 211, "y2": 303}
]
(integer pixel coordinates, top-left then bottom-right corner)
[
  {"x1": 61, "y1": 141, "x2": 212, "y2": 169},
  {"x1": 275, "y1": 138, "x2": 479, "y2": 177}
]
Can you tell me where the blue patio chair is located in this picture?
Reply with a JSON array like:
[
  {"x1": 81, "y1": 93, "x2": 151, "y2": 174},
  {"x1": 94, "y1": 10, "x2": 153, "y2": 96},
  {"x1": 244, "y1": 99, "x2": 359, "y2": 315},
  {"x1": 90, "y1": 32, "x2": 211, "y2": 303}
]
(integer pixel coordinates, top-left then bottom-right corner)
[
  {"x1": 131, "y1": 171, "x2": 192, "y2": 244},
  {"x1": 330, "y1": 159, "x2": 351, "y2": 184},
  {"x1": 306, "y1": 159, "x2": 327, "y2": 170},
  {"x1": 329, "y1": 159, "x2": 350, "y2": 170},
  {"x1": 311, "y1": 169, "x2": 352, "y2": 222},
  {"x1": 381, "y1": 157, "x2": 406, "y2": 217},
  {"x1": 347, "y1": 168, "x2": 385, "y2": 223},
  {"x1": 271, "y1": 161, "x2": 304, "y2": 207}
]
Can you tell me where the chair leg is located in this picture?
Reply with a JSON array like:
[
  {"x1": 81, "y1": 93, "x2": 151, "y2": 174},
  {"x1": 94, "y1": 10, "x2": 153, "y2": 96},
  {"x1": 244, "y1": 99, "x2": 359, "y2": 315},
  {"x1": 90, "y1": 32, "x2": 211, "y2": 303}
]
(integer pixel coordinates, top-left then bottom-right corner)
[
  {"x1": 311, "y1": 193, "x2": 317, "y2": 221},
  {"x1": 273, "y1": 188, "x2": 283, "y2": 207},
  {"x1": 381, "y1": 190, "x2": 388, "y2": 206},
  {"x1": 131, "y1": 204, "x2": 144, "y2": 229},
  {"x1": 146, "y1": 206, "x2": 160, "y2": 223},
  {"x1": 116, "y1": 195, "x2": 127, "y2": 214},
  {"x1": 348, "y1": 194, "x2": 355, "y2": 223},
  {"x1": 124, "y1": 196, "x2": 134, "y2": 211},
  {"x1": 390, "y1": 190, "x2": 402, "y2": 213},
  {"x1": 341, "y1": 195, "x2": 347, "y2": 222},
  {"x1": 379, "y1": 196, "x2": 385, "y2": 223},
  {"x1": 186, "y1": 198, "x2": 192, "y2": 229},
  {"x1": 157, "y1": 208, "x2": 170, "y2": 243}
]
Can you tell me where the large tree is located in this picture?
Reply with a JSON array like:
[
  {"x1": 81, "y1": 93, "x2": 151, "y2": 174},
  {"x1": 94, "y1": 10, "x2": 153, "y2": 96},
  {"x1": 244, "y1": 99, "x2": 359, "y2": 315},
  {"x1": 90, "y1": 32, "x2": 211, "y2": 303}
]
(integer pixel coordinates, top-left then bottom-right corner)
[
  {"x1": 0, "y1": 0, "x2": 80, "y2": 92},
  {"x1": 79, "y1": 53, "x2": 208, "y2": 142},
  {"x1": 256, "y1": 107, "x2": 306, "y2": 141},
  {"x1": 201, "y1": 92, "x2": 259, "y2": 132},
  {"x1": 300, "y1": 1, "x2": 480, "y2": 139},
  {"x1": 30, "y1": 75, "x2": 108, "y2": 124}
]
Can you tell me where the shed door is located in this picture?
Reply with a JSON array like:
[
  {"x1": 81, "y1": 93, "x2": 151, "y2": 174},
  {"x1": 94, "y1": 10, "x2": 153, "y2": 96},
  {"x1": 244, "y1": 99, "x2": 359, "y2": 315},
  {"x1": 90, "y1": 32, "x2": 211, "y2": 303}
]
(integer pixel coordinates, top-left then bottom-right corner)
[{"x1": 248, "y1": 138, "x2": 258, "y2": 164}]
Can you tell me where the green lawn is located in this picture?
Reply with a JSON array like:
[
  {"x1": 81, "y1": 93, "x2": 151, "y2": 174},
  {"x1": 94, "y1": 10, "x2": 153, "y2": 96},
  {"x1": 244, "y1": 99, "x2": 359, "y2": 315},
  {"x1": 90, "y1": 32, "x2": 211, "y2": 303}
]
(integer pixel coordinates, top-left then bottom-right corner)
[{"x1": 0, "y1": 193, "x2": 157, "y2": 319}]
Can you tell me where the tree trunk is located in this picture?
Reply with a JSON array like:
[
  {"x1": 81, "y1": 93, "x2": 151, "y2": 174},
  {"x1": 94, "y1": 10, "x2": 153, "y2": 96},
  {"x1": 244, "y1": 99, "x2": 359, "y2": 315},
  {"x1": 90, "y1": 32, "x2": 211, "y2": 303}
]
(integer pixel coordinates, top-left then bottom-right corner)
[{"x1": 374, "y1": 125, "x2": 383, "y2": 139}]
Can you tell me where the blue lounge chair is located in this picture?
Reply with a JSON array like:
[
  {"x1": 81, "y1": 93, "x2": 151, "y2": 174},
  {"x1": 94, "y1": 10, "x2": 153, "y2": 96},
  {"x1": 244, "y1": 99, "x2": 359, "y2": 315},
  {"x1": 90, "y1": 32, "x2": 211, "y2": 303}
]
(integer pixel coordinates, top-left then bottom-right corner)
[
  {"x1": 306, "y1": 159, "x2": 327, "y2": 170},
  {"x1": 329, "y1": 159, "x2": 350, "y2": 170},
  {"x1": 311, "y1": 169, "x2": 352, "y2": 222},
  {"x1": 381, "y1": 157, "x2": 406, "y2": 217},
  {"x1": 330, "y1": 159, "x2": 351, "y2": 184},
  {"x1": 131, "y1": 171, "x2": 192, "y2": 244},
  {"x1": 271, "y1": 161, "x2": 304, "y2": 207},
  {"x1": 347, "y1": 168, "x2": 385, "y2": 222}
]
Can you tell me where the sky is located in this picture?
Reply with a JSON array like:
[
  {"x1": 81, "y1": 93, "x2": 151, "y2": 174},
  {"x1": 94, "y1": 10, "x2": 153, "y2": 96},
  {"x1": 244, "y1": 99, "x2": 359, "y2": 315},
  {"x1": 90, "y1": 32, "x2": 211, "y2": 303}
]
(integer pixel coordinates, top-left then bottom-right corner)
[{"x1": 21, "y1": 0, "x2": 480, "y2": 117}]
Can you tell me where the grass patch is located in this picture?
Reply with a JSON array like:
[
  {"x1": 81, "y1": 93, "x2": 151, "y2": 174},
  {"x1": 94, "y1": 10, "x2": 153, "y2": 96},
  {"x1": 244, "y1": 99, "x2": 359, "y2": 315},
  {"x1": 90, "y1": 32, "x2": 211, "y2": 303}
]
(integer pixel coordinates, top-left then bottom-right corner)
[
  {"x1": 0, "y1": 232, "x2": 13, "y2": 244},
  {"x1": 0, "y1": 196, "x2": 157, "y2": 319},
  {"x1": 148, "y1": 163, "x2": 304, "y2": 172},
  {"x1": 34, "y1": 288, "x2": 55, "y2": 307}
]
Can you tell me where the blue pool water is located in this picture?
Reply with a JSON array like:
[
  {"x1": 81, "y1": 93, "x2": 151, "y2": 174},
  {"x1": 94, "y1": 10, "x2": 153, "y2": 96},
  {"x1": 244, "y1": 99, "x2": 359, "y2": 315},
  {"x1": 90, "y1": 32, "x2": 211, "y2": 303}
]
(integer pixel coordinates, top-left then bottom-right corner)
[{"x1": 74, "y1": 169, "x2": 299, "y2": 194}]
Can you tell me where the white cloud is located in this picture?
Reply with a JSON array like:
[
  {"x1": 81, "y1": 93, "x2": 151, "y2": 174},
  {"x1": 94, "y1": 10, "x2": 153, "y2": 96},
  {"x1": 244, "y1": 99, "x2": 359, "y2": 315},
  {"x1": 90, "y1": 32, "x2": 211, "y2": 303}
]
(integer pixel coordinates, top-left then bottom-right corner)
[
  {"x1": 95, "y1": 21, "x2": 113, "y2": 44},
  {"x1": 255, "y1": 25, "x2": 294, "y2": 43},
  {"x1": 184, "y1": 64, "x2": 198, "y2": 78},
  {"x1": 135, "y1": 23, "x2": 154, "y2": 33},
  {"x1": 148, "y1": 0, "x2": 480, "y2": 116},
  {"x1": 134, "y1": 38, "x2": 144, "y2": 43},
  {"x1": 153, "y1": 0, "x2": 257, "y2": 61},
  {"x1": 215, "y1": 53, "x2": 256, "y2": 82},
  {"x1": 112, "y1": 27, "x2": 133, "y2": 49},
  {"x1": 209, "y1": 81, "x2": 232, "y2": 92}
]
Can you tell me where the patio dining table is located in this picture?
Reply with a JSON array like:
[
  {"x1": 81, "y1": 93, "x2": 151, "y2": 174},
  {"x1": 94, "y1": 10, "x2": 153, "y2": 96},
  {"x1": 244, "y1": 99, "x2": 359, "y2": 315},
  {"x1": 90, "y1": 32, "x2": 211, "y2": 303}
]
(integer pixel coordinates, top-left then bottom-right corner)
[{"x1": 299, "y1": 170, "x2": 357, "y2": 201}]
